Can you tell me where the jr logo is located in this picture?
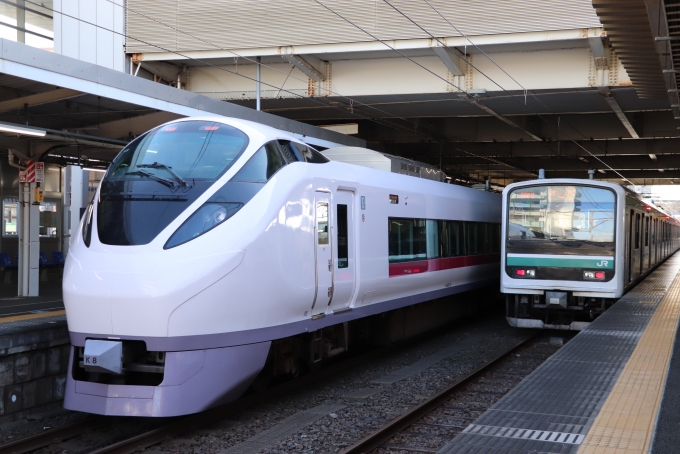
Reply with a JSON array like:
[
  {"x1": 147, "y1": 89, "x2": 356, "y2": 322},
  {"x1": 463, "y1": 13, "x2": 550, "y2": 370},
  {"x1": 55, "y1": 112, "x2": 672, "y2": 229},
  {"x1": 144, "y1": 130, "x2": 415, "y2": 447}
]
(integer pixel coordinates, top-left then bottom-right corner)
[{"x1": 596, "y1": 261, "x2": 609, "y2": 267}]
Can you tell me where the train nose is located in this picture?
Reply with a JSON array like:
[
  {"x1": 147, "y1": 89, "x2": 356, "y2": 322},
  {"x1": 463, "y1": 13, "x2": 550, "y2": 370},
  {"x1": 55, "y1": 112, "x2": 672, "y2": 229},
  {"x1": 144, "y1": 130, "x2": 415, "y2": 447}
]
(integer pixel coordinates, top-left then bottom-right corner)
[{"x1": 64, "y1": 247, "x2": 245, "y2": 337}]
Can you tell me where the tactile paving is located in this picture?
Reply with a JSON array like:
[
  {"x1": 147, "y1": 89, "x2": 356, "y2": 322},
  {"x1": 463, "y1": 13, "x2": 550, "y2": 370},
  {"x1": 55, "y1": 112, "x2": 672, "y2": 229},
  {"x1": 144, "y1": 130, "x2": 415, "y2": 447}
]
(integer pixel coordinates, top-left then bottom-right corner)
[{"x1": 438, "y1": 255, "x2": 680, "y2": 454}]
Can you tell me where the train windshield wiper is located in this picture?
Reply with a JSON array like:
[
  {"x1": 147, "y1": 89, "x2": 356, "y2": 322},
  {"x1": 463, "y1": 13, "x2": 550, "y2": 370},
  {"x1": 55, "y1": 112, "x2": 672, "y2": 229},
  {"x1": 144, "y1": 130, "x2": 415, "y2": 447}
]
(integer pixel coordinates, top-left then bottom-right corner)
[
  {"x1": 137, "y1": 162, "x2": 189, "y2": 188},
  {"x1": 125, "y1": 169, "x2": 177, "y2": 189}
]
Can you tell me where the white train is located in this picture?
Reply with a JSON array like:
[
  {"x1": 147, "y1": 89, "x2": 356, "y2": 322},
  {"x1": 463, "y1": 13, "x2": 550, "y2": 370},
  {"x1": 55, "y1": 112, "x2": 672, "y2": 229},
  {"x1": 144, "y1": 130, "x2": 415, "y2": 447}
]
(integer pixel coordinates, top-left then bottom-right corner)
[
  {"x1": 502, "y1": 178, "x2": 680, "y2": 330},
  {"x1": 63, "y1": 117, "x2": 501, "y2": 417}
]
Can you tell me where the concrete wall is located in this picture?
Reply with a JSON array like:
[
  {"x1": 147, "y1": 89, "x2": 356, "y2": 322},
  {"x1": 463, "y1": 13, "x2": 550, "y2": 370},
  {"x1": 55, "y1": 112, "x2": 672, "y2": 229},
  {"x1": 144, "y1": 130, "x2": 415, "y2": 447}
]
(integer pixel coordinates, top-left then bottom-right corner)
[
  {"x1": 53, "y1": 0, "x2": 126, "y2": 72},
  {"x1": 0, "y1": 319, "x2": 69, "y2": 423}
]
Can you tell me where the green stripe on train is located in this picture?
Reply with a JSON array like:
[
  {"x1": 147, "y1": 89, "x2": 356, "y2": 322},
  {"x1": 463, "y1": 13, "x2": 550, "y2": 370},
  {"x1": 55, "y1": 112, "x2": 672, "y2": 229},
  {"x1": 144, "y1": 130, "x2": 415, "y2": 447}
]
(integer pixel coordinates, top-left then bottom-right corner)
[{"x1": 506, "y1": 256, "x2": 614, "y2": 269}]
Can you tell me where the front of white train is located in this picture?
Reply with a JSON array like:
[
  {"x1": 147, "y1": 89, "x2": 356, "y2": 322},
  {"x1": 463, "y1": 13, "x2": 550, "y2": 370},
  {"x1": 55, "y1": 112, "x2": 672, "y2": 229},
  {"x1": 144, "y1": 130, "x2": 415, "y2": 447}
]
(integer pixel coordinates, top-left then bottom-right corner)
[
  {"x1": 501, "y1": 179, "x2": 624, "y2": 329},
  {"x1": 62, "y1": 117, "x2": 315, "y2": 416}
]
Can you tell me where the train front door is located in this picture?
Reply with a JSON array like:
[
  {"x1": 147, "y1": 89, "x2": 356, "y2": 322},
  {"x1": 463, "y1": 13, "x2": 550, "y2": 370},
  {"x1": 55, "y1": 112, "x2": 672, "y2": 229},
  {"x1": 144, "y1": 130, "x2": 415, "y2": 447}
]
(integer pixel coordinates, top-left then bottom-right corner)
[
  {"x1": 313, "y1": 192, "x2": 333, "y2": 316},
  {"x1": 329, "y1": 190, "x2": 356, "y2": 313}
]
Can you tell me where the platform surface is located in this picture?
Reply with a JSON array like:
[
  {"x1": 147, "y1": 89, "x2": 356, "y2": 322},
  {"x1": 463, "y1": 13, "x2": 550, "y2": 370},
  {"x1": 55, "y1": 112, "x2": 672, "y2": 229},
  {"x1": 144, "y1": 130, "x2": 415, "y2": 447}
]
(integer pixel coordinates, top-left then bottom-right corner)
[{"x1": 438, "y1": 254, "x2": 680, "y2": 454}]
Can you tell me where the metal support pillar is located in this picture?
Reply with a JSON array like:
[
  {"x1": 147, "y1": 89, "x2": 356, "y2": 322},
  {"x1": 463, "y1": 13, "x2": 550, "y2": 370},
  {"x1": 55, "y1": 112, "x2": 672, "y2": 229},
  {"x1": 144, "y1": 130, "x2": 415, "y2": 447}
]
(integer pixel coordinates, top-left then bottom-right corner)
[
  {"x1": 18, "y1": 181, "x2": 39, "y2": 296},
  {"x1": 16, "y1": 0, "x2": 25, "y2": 44},
  {"x1": 63, "y1": 166, "x2": 86, "y2": 257},
  {"x1": 256, "y1": 56, "x2": 261, "y2": 111}
]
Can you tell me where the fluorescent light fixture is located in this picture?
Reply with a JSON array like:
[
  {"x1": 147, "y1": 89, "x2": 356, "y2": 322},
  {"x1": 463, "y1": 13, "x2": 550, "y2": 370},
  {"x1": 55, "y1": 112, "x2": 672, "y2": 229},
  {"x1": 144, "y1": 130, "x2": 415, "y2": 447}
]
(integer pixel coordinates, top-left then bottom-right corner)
[
  {"x1": 650, "y1": 154, "x2": 658, "y2": 160},
  {"x1": 659, "y1": 169, "x2": 665, "y2": 173},
  {"x1": 598, "y1": 169, "x2": 606, "y2": 174},
  {"x1": 82, "y1": 167, "x2": 107, "y2": 173},
  {"x1": 0, "y1": 122, "x2": 45, "y2": 137}
]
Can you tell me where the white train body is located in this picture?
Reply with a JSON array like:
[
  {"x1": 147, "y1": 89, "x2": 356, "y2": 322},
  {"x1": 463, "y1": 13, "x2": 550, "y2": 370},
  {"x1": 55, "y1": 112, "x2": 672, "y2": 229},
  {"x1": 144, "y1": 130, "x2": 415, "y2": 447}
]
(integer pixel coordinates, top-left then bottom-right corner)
[{"x1": 63, "y1": 117, "x2": 501, "y2": 416}]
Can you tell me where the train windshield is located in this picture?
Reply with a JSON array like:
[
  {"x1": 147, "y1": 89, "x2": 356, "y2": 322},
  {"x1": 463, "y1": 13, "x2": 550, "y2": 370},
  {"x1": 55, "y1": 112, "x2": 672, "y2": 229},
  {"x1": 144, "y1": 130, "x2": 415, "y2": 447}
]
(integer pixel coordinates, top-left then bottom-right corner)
[
  {"x1": 507, "y1": 185, "x2": 616, "y2": 255},
  {"x1": 97, "y1": 120, "x2": 250, "y2": 246},
  {"x1": 107, "y1": 121, "x2": 249, "y2": 180}
]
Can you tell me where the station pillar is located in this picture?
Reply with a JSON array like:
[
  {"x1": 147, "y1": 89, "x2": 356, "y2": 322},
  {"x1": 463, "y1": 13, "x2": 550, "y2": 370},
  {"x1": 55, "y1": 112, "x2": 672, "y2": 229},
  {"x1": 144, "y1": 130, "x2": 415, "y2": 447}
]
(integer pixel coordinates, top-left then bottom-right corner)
[
  {"x1": 17, "y1": 181, "x2": 39, "y2": 296},
  {"x1": 63, "y1": 166, "x2": 87, "y2": 257}
]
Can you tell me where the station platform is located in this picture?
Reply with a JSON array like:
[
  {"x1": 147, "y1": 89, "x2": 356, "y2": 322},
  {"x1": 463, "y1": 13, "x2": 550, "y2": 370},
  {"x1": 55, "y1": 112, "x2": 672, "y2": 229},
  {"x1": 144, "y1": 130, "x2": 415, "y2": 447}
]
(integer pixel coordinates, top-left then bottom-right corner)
[{"x1": 439, "y1": 254, "x2": 680, "y2": 454}]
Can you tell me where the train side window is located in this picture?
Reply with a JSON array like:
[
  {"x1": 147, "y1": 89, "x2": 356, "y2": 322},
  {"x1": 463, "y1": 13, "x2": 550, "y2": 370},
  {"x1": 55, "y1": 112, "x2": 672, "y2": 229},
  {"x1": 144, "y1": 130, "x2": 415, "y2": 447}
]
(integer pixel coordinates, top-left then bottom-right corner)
[
  {"x1": 337, "y1": 204, "x2": 348, "y2": 268},
  {"x1": 645, "y1": 217, "x2": 649, "y2": 247},
  {"x1": 466, "y1": 222, "x2": 480, "y2": 255},
  {"x1": 438, "y1": 220, "x2": 461, "y2": 257},
  {"x1": 388, "y1": 218, "x2": 427, "y2": 262},
  {"x1": 635, "y1": 213, "x2": 640, "y2": 249},
  {"x1": 426, "y1": 220, "x2": 439, "y2": 259},
  {"x1": 492, "y1": 223, "x2": 501, "y2": 252},
  {"x1": 232, "y1": 141, "x2": 286, "y2": 182},
  {"x1": 317, "y1": 203, "x2": 329, "y2": 245}
]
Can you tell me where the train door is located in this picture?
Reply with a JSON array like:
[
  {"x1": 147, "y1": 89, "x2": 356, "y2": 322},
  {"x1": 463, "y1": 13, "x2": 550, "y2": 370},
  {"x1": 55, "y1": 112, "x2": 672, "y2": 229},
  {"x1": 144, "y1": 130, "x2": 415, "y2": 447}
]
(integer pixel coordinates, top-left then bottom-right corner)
[
  {"x1": 634, "y1": 213, "x2": 641, "y2": 278},
  {"x1": 329, "y1": 190, "x2": 356, "y2": 313},
  {"x1": 641, "y1": 215, "x2": 647, "y2": 274},
  {"x1": 627, "y1": 209, "x2": 633, "y2": 283},
  {"x1": 312, "y1": 191, "x2": 333, "y2": 316}
]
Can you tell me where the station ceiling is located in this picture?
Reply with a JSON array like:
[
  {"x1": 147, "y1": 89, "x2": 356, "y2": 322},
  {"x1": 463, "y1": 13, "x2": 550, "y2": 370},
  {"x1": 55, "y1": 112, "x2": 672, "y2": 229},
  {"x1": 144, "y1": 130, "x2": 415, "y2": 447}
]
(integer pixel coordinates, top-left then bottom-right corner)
[
  {"x1": 161, "y1": 0, "x2": 679, "y2": 188},
  {"x1": 0, "y1": 0, "x2": 677, "y2": 190}
]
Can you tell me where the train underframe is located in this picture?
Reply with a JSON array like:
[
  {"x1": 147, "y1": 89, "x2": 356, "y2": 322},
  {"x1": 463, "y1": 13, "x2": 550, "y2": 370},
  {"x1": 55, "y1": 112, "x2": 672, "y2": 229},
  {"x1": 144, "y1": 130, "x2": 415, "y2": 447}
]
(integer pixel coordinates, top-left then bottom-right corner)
[{"x1": 506, "y1": 291, "x2": 615, "y2": 330}]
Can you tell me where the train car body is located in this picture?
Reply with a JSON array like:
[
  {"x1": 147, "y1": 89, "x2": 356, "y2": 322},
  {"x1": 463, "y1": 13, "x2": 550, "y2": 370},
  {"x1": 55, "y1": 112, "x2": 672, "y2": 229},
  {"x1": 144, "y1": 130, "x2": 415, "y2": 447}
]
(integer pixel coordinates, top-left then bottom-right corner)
[
  {"x1": 63, "y1": 117, "x2": 501, "y2": 417},
  {"x1": 502, "y1": 178, "x2": 680, "y2": 330}
]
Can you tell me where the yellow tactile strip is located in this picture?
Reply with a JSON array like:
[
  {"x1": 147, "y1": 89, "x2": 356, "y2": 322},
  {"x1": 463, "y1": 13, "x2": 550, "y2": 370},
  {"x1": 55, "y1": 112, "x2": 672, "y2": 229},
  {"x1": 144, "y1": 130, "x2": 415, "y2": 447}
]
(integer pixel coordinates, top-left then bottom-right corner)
[
  {"x1": 578, "y1": 271, "x2": 680, "y2": 454},
  {"x1": 0, "y1": 309, "x2": 65, "y2": 324}
]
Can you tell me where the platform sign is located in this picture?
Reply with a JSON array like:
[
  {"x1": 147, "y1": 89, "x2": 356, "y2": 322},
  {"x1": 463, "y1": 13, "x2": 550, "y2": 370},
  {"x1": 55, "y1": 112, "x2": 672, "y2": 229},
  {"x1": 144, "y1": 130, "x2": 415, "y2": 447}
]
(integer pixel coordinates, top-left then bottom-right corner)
[
  {"x1": 34, "y1": 162, "x2": 44, "y2": 183},
  {"x1": 18, "y1": 170, "x2": 26, "y2": 183},
  {"x1": 23, "y1": 161, "x2": 44, "y2": 183}
]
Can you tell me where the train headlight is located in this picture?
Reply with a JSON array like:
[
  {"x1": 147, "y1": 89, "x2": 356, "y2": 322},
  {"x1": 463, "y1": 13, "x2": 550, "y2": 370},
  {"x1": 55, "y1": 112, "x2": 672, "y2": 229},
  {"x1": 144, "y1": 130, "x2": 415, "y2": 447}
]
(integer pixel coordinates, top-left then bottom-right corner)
[
  {"x1": 583, "y1": 270, "x2": 606, "y2": 281},
  {"x1": 515, "y1": 269, "x2": 536, "y2": 278},
  {"x1": 164, "y1": 202, "x2": 243, "y2": 249}
]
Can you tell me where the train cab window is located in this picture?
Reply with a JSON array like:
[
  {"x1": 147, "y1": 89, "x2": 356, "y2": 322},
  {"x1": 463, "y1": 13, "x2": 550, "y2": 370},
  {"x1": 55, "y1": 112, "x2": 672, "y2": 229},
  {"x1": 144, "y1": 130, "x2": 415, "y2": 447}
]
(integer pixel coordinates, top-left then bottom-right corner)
[
  {"x1": 279, "y1": 141, "x2": 330, "y2": 163},
  {"x1": 337, "y1": 204, "x2": 348, "y2": 268},
  {"x1": 232, "y1": 142, "x2": 287, "y2": 182},
  {"x1": 82, "y1": 202, "x2": 93, "y2": 247}
]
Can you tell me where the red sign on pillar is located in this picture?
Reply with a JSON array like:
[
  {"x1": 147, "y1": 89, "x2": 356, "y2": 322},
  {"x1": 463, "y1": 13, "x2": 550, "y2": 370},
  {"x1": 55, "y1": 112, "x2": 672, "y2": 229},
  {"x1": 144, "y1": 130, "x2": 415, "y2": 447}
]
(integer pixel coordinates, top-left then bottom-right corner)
[{"x1": 26, "y1": 160, "x2": 35, "y2": 183}]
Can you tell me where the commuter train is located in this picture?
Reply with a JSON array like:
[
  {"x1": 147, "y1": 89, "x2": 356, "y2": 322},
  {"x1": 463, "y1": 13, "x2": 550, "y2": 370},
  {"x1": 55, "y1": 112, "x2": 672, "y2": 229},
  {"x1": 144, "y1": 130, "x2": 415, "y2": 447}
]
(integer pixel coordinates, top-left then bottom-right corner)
[
  {"x1": 502, "y1": 179, "x2": 680, "y2": 330},
  {"x1": 63, "y1": 117, "x2": 502, "y2": 417}
]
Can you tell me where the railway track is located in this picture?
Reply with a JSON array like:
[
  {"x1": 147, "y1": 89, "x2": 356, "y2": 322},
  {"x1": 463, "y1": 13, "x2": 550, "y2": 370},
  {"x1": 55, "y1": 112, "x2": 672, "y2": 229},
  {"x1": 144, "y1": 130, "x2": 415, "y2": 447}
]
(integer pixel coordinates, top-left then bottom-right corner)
[
  {"x1": 0, "y1": 324, "x2": 459, "y2": 454},
  {"x1": 342, "y1": 332, "x2": 544, "y2": 454},
  {"x1": 0, "y1": 326, "x2": 548, "y2": 454}
]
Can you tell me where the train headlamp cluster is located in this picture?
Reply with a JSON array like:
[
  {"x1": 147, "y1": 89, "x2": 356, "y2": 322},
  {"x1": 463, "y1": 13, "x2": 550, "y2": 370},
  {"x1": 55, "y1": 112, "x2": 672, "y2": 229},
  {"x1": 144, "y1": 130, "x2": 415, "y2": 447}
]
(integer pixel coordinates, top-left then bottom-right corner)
[
  {"x1": 164, "y1": 202, "x2": 243, "y2": 249},
  {"x1": 583, "y1": 270, "x2": 606, "y2": 281},
  {"x1": 515, "y1": 269, "x2": 536, "y2": 278}
]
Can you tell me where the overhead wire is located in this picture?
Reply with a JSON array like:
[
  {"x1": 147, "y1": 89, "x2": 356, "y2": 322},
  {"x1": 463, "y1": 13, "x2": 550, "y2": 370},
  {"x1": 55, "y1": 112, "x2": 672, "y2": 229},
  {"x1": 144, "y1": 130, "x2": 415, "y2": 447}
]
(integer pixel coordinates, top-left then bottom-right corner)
[
  {"x1": 313, "y1": 0, "x2": 632, "y2": 184},
  {"x1": 35, "y1": 0, "x2": 522, "y2": 179},
  {"x1": 102, "y1": 0, "x2": 423, "y2": 128},
  {"x1": 412, "y1": 0, "x2": 633, "y2": 184},
  {"x1": 22, "y1": 0, "x2": 424, "y2": 136},
  {"x1": 378, "y1": 0, "x2": 631, "y2": 184}
]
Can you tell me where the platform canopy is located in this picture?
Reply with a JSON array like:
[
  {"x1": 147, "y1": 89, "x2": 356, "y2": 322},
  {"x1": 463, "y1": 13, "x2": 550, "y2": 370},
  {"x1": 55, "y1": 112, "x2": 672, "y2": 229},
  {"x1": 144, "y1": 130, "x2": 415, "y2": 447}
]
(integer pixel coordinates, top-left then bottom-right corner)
[
  {"x1": 125, "y1": 0, "x2": 680, "y2": 186},
  {"x1": 0, "y1": 38, "x2": 364, "y2": 169}
]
